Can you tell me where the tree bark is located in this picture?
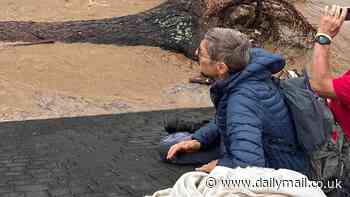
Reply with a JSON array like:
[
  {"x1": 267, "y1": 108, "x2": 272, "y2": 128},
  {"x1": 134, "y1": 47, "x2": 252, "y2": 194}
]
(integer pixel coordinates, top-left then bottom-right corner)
[{"x1": 0, "y1": 0, "x2": 315, "y2": 59}]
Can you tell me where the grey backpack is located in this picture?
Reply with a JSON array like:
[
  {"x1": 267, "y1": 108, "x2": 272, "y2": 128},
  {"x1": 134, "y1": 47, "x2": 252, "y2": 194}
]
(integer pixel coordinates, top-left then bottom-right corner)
[
  {"x1": 278, "y1": 77, "x2": 334, "y2": 153},
  {"x1": 277, "y1": 75, "x2": 345, "y2": 194}
]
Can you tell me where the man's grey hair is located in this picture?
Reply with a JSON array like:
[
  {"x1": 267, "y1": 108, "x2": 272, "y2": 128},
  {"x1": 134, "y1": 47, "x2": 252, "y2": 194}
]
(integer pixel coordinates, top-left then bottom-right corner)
[{"x1": 204, "y1": 28, "x2": 251, "y2": 72}]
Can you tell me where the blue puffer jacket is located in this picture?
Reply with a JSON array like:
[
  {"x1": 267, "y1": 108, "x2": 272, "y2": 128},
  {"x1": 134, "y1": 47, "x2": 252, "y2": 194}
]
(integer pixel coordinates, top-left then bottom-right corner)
[{"x1": 192, "y1": 48, "x2": 310, "y2": 175}]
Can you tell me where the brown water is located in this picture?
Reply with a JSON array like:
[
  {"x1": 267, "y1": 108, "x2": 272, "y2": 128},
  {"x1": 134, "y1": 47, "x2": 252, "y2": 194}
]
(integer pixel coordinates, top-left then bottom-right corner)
[
  {"x1": 0, "y1": 0, "x2": 211, "y2": 121},
  {"x1": 0, "y1": 0, "x2": 167, "y2": 21},
  {"x1": 0, "y1": 0, "x2": 348, "y2": 122}
]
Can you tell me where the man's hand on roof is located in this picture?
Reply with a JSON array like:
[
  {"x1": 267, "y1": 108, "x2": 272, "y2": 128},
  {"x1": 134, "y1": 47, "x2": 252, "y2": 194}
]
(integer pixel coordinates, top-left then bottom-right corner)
[
  {"x1": 166, "y1": 139, "x2": 201, "y2": 160},
  {"x1": 195, "y1": 159, "x2": 218, "y2": 173}
]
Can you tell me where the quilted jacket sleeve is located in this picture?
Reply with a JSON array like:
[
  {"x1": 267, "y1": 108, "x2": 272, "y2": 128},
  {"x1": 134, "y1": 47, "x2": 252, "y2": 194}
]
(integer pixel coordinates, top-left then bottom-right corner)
[
  {"x1": 218, "y1": 92, "x2": 265, "y2": 168},
  {"x1": 191, "y1": 120, "x2": 221, "y2": 150}
]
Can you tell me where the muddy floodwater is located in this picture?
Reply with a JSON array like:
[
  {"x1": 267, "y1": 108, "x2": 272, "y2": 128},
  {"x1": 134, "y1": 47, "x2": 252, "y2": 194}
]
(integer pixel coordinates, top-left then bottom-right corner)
[
  {"x1": 0, "y1": 0, "x2": 211, "y2": 121},
  {"x1": 0, "y1": 0, "x2": 349, "y2": 121}
]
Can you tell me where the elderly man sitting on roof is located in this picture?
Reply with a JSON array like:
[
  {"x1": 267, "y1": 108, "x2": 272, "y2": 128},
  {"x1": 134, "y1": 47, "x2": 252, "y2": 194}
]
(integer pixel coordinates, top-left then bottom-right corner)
[{"x1": 160, "y1": 27, "x2": 310, "y2": 176}]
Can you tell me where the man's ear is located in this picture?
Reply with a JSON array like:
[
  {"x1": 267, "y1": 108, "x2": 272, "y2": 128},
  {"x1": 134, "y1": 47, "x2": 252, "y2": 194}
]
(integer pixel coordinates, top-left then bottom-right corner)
[{"x1": 216, "y1": 63, "x2": 229, "y2": 75}]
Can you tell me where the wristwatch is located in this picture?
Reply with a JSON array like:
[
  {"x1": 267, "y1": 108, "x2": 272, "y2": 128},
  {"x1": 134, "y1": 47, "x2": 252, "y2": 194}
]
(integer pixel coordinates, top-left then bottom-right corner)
[{"x1": 314, "y1": 33, "x2": 332, "y2": 45}]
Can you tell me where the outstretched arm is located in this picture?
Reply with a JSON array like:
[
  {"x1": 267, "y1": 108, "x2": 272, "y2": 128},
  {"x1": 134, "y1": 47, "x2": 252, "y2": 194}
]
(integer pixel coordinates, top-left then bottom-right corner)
[{"x1": 309, "y1": 5, "x2": 347, "y2": 98}]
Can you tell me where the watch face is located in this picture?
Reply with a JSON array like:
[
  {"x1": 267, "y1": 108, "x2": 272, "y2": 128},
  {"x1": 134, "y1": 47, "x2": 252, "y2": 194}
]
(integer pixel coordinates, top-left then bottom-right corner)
[
  {"x1": 316, "y1": 35, "x2": 331, "y2": 45},
  {"x1": 319, "y1": 36, "x2": 329, "y2": 44}
]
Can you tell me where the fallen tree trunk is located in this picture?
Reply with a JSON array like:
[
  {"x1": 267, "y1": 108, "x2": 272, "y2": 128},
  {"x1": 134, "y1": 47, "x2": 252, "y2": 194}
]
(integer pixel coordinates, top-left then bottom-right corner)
[{"x1": 0, "y1": 0, "x2": 316, "y2": 59}]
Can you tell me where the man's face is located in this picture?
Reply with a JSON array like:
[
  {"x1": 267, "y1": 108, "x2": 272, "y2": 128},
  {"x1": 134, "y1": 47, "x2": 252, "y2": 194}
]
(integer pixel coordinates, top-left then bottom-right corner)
[{"x1": 195, "y1": 39, "x2": 220, "y2": 79}]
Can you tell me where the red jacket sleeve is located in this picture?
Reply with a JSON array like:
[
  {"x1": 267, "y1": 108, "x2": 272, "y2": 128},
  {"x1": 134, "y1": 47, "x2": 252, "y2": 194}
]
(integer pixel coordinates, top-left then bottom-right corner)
[{"x1": 333, "y1": 71, "x2": 350, "y2": 105}]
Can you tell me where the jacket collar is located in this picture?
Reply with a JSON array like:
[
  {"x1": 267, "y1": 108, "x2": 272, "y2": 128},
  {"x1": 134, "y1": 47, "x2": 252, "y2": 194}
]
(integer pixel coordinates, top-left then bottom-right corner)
[{"x1": 209, "y1": 48, "x2": 285, "y2": 107}]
